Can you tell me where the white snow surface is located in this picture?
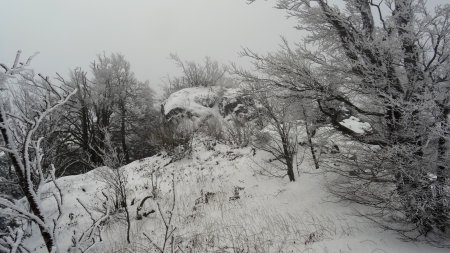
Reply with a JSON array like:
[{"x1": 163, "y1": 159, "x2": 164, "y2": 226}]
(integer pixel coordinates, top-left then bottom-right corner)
[
  {"x1": 22, "y1": 134, "x2": 449, "y2": 252},
  {"x1": 340, "y1": 116, "x2": 372, "y2": 134}
]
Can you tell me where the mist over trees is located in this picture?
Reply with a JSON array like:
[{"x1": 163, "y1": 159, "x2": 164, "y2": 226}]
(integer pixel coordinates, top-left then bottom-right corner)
[{"x1": 52, "y1": 53, "x2": 158, "y2": 175}]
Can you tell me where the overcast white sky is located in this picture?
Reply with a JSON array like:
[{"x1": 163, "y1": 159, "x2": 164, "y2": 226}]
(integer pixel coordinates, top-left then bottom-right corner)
[
  {"x1": 1, "y1": 0, "x2": 445, "y2": 94},
  {"x1": 0, "y1": 0, "x2": 302, "y2": 93}
]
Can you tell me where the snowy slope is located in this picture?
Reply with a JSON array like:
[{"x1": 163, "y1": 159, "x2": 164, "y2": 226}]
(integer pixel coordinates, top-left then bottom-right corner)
[
  {"x1": 23, "y1": 134, "x2": 450, "y2": 253},
  {"x1": 19, "y1": 86, "x2": 449, "y2": 252},
  {"x1": 18, "y1": 87, "x2": 447, "y2": 253}
]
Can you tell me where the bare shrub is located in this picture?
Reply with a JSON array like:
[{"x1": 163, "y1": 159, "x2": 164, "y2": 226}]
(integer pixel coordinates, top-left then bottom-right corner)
[
  {"x1": 324, "y1": 141, "x2": 450, "y2": 239},
  {"x1": 222, "y1": 115, "x2": 255, "y2": 148},
  {"x1": 153, "y1": 118, "x2": 194, "y2": 160},
  {"x1": 69, "y1": 195, "x2": 111, "y2": 253},
  {"x1": 251, "y1": 105, "x2": 300, "y2": 182},
  {"x1": 94, "y1": 130, "x2": 132, "y2": 244},
  {"x1": 181, "y1": 207, "x2": 355, "y2": 252},
  {"x1": 164, "y1": 54, "x2": 227, "y2": 98},
  {"x1": 198, "y1": 115, "x2": 224, "y2": 142},
  {"x1": 143, "y1": 174, "x2": 182, "y2": 253}
]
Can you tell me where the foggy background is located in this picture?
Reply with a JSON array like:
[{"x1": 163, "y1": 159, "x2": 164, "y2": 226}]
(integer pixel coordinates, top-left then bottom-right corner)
[{"x1": 0, "y1": 0, "x2": 301, "y2": 94}]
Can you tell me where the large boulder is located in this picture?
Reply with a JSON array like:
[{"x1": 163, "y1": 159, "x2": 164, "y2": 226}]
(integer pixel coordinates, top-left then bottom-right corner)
[
  {"x1": 162, "y1": 86, "x2": 255, "y2": 123},
  {"x1": 218, "y1": 90, "x2": 255, "y2": 120},
  {"x1": 162, "y1": 87, "x2": 220, "y2": 122}
]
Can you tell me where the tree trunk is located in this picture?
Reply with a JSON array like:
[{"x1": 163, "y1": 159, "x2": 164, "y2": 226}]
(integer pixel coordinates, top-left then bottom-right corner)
[
  {"x1": 120, "y1": 102, "x2": 130, "y2": 163},
  {"x1": 436, "y1": 107, "x2": 449, "y2": 232},
  {"x1": 124, "y1": 200, "x2": 131, "y2": 244},
  {"x1": 96, "y1": 106, "x2": 111, "y2": 158},
  {"x1": 302, "y1": 106, "x2": 319, "y2": 170},
  {"x1": 0, "y1": 109, "x2": 54, "y2": 252},
  {"x1": 286, "y1": 156, "x2": 295, "y2": 182},
  {"x1": 436, "y1": 135, "x2": 447, "y2": 232},
  {"x1": 395, "y1": 0, "x2": 423, "y2": 90},
  {"x1": 80, "y1": 105, "x2": 90, "y2": 153},
  {"x1": 307, "y1": 135, "x2": 319, "y2": 170},
  {"x1": 19, "y1": 178, "x2": 55, "y2": 252},
  {"x1": 280, "y1": 132, "x2": 296, "y2": 182}
]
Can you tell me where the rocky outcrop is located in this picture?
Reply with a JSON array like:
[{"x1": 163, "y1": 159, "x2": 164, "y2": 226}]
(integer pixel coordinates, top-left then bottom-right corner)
[{"x1": 162, "y1": 86, "x2": 256, "y2": 123}]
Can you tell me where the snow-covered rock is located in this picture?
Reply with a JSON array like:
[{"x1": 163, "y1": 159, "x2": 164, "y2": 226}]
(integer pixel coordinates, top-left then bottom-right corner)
[
  {"x1": 218, "y1": 89, "x2": 255, "y2": 119},
  {"x1": 162, "y1": 86, "x2": 255, "y2": 123},
  {"x1": 162, "y1": 87, "x2": 220, "y2": 121},
  {"x1": 340, "y1": 116, "x2": 372, "y2": 135}
]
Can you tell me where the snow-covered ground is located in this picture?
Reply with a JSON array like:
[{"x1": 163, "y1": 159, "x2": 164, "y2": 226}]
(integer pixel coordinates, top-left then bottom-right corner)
[
  {"x1": 13, "y1": 86, "x2": 446, "y2": 252},
  {"x1": 23, "y1": 135, "x2": 449, "y2": 252}
]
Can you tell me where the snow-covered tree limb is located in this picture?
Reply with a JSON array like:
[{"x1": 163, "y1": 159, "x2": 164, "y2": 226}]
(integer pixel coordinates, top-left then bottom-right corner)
[{"x1": 0, "y1": 51, "x2": 77, "y2": 252}]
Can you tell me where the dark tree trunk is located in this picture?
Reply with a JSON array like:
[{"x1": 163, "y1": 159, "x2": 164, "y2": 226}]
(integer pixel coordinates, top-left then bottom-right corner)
[
  {"x1": 124, "y1": 200, "x2": 131, "y2": 244},
  {"x1": 18, "y1": 176, "x2": 54, "y2": 252},
  {"x1": 120, "y1": 102, "x2": 130, "y2": 163},
  {"x1": 282, "y1": 136, "x2": 295, "y2": 182},
  {"x1": 0, "y1": 110, "x2": 54, "y2": 252},
  {"x1": 436, "y1": 107, "x2": 449, "y2": 232},
  {"x1": 118, "y1": 176, "x2": 131, "y2": 244},
  {"x1": 307, "y1": 132, "x2": 319, "y2": 170},
  {"x1": 286, "y1": 157, "x2": 295, "y2": 182},
  {"x1": 96, "y1": 106, "x2": 112, "y2": 156},
  {"x1": 395, "y1": 0, "x2": 423, "y2": 89},
  {"x1": 436, "y1": 135, "x2": 447, "y2": 231},
  {"x1": 80, "y1": 105, "x2": 90, "y2": 153},
  {"x1": 302, "y1": 107, "x2": 319, "y2": 170}
]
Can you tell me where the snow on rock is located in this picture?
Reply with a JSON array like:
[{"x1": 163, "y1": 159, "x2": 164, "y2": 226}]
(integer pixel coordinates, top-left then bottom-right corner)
[
  {"x1": 163, "y1": 87, "x2": 221, "y2": 121},
  {"x1": 162, "y1": 86, "x2": 255, "y2": 123},
  {"x1": 218, "y1": 88, "x2": 255, "y2": 119},
  {"x1": 340, "y1": 116, "x2": 372, "y2": 134}
]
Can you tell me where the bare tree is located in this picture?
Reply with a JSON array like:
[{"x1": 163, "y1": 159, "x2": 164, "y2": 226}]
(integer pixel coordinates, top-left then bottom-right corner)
[
  {"x1": 249, "y1": 87, "x2": 299, "y2": 182},
  {"x1": 48, "y1": 53, "x2": 157, "y2": 175},
  {"x1": 91, "y1": 53, "x2": 156, "y2": 164},
  {"x1": 94, "y1": 129, "x2": 132, "y2": 244},
  {"x1": 0, "y1": 51, "x2": 77, "y2": 252},
  {"x1": 164, "y1": 54, "x2": 227, "y2": 97},
  {"x1": 52, "y1": 68, "x2": 99, "y2": 174},
  {"x1": 245, "y1": 0, "x2": 450, "y2": 236}
]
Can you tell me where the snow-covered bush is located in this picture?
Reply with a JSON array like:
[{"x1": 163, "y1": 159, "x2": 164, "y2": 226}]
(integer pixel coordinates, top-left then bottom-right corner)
[
  {"x1": 0, "y1": 51, "x2": 77, "y2": 252},
  {"x1": 198, "y1": 115, "x2": 224, "y2": 142},
  {"x1": 222, "y1": 115, "x2": 255, "y2": 148},
  {"x1": 153, "y1": 118, "x2": 195, "y2": 160},
  {"x1": 163, "y1": 54, "x2": 227, "y2": 98}
]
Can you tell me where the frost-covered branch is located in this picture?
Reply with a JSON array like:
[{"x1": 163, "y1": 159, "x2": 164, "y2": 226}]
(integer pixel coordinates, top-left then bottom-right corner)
[
  {"x1": 69, "y1": 196, "x2": 110, "y2": 253},
  {"x1": 144, "y1": 174, "x2": 178, "y2": 253},
  {"x1": 0, "y1": 51, "x2": 77, "y2": 252},
  {"x1": 245, "y1": 0, "x2": 450, "y2": 237},
  {"x1": 0, "y1": 227, "x2": 27, "y2": 253}
]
